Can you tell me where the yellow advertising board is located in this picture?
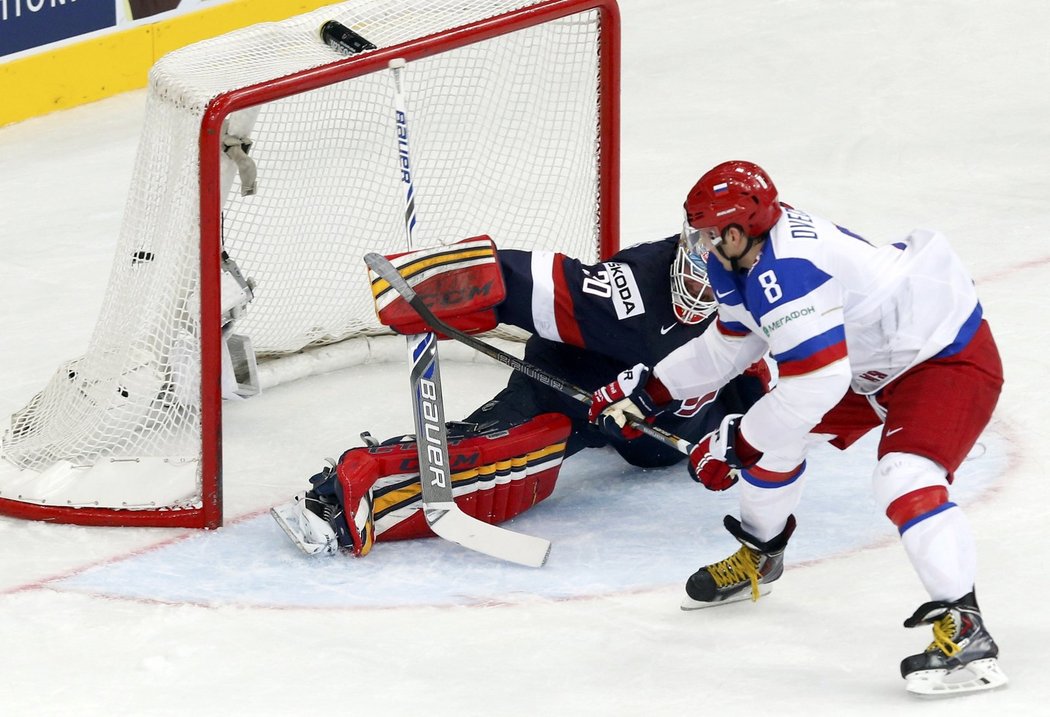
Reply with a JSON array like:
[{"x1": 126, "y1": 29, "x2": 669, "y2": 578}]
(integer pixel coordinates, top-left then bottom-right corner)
[{"x1": 0, "y1": 0, "x2": 342, "y2": 126}]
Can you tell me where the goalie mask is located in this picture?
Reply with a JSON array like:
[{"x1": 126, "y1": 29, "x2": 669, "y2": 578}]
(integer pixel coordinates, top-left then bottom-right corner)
[{"x1": 670, "y1": 236, "x2": 716, "y2": 324}]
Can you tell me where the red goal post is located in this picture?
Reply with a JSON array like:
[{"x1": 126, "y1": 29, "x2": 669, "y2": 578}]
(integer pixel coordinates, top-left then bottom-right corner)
[{"x1": 0, "y1": 0, "x2": 620, "y2": 529}]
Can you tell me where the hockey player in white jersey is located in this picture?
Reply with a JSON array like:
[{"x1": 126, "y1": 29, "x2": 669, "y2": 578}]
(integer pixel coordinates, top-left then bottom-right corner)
[{"x1": 588, "y1": 161, "x2": 1006, "y2": 696}]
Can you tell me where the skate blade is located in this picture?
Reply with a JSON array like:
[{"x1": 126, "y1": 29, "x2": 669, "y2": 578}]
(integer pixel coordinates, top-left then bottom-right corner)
[
  {"x1": 680, "y1": 584, "x2": 772, "y2": 611},
  {"x1": 905, "y1": 658, "x2": 1009, "y2": 697}
]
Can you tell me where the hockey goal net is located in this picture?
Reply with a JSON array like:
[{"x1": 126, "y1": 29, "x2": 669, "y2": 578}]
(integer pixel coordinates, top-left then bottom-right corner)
[{"x1": 0, "y1": 0, "x2": 620, "y2": 528}]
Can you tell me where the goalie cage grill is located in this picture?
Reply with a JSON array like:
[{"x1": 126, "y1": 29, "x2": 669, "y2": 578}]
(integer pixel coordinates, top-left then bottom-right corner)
[{"x1": 0, "y1": 0, "x2": 620, "y2": 528}]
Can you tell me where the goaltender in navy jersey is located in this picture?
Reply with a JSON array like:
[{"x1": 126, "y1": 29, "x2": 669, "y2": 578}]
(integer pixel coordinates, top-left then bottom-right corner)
[
  {"x1": 271, "y1": 236, "x2": 768, "y2": 560},
  {"x1": 466, "y1": 237, "x2": 765, "y2": 466},
  {"x1": 654, "y1": 208, "x2": 983, "y2": 470}
]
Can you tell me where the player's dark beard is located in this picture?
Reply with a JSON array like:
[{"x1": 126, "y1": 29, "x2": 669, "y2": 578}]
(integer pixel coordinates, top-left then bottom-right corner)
[{"x1": 716, "y1": 235, "x2": 759, "y2": 273}]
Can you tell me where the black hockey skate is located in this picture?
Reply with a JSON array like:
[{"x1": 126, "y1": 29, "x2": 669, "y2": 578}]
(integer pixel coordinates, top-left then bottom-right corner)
[
  {"x1": 681, "y1": 515, "x2": 796, "y2": 610},
  {"x1": 900, "y1": 590, "x2": 1008, "y2": 696}
]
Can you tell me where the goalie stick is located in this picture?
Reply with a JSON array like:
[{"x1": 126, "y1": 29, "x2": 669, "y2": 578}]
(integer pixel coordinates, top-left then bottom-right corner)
[
  {"x1": 386, "y1": 58, "x2": 551, "y2": 567},
  {"x1": 404, "y1": 331, "x2": 552, "y2": 566},
  {"x1": 363, "y1": 252, "x2": 695, "y2": 458}
]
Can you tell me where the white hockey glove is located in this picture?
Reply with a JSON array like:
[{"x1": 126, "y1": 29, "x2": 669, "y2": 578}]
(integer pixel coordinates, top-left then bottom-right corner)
[{"x1": 587, "y1": 363, "x2": 673, "y2": 439}]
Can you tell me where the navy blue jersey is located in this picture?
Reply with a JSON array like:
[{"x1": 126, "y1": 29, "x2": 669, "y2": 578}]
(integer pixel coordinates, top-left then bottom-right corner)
[
  {"x1": 495, "y1": 236, "x2": 713, "y2": 365},
  {"x1": 463, "y1": 237, "x2": 765, "y2": 468}
]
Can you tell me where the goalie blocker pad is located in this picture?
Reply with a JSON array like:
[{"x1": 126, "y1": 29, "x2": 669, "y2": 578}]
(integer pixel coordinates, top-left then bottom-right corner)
[
  {"x1": 328, "y1": 412, "x2": 571, "y2": 556},
  {"x1": 367, "y1": 235, "x2": 506, "y2": 336}
]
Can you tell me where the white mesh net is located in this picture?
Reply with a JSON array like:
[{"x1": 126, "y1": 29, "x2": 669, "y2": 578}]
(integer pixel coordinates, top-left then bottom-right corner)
[{"x1": 0, "y1": 0, "x2": 613, "y2": 516}]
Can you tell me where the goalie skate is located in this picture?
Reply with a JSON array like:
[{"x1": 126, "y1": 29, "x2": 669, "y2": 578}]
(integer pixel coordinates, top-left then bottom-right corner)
[{"x1": 270, "y1": 496, "x2": 338, "y2": 556}]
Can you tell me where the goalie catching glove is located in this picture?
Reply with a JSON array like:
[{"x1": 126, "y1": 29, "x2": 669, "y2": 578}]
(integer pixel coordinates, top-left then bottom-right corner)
[{"x1": 587, "y1": 363, "x2": 676, "y2": 439}]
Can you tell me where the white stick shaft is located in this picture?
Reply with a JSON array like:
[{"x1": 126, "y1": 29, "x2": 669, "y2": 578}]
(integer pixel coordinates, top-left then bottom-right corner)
[
  {"x1": 389, "y1": 59, "x2": 418, "y2": 250},
  {"x1": 385, "y1": 59, "x2": 550, "y2": 567}
]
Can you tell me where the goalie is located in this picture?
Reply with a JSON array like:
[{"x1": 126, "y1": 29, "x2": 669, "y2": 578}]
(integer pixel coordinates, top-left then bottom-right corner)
[{"x1": 273, "y1": 233, "x2": 770, "y2": 556}]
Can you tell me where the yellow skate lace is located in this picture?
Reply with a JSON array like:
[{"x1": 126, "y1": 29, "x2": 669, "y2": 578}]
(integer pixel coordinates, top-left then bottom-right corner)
[
  {"x1": 928, "y1": 614, "x2": 962, "y2": 657},
  {"x1": 706, "y1": 545, "x2": 762, "y2": 602}
]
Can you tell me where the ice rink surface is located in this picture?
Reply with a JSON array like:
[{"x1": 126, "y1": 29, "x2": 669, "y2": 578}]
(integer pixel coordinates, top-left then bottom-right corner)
[{"x1": 1, "y1": 1, "x2": 1048, "y2": 714}]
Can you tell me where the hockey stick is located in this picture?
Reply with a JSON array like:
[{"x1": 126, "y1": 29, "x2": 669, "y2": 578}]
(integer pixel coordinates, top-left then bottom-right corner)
[
  {"x1": 385, "y1": 59, "x2": 551, "y2": 567},
  {"x1": 364, "y1": 252, "x2": 695, "y2": 457}
]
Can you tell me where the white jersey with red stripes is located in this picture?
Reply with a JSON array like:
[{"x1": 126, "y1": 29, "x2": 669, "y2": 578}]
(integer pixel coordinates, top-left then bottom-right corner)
[{"x1": 653, "y1": 206, "x2": 983, "y2": 457}]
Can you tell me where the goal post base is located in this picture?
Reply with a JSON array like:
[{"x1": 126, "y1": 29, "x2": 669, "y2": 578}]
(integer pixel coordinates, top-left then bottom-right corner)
[{"x1": 0, "y1": 458, "x2": 206, "y2": 528}]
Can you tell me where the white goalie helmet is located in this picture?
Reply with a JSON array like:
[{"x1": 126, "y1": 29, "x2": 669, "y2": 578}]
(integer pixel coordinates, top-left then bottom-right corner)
[{"x1": 670, "y1": 230, "x2": 717, "y2": 324}]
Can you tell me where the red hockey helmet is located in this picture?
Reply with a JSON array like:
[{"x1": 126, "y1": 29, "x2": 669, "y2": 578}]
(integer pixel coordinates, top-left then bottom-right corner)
[{"x1": 683, "y1": 161, "x2": 782, "y2": 240}]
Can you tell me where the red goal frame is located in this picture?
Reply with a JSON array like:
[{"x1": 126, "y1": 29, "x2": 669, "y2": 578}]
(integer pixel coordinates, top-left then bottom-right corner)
[{"x1": 0, "y1": 0, "x2": 620, "y2": 529}]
